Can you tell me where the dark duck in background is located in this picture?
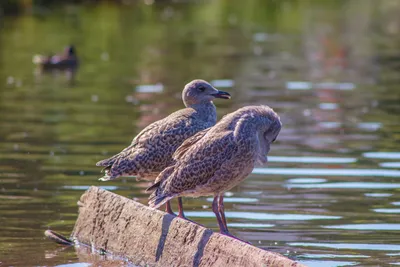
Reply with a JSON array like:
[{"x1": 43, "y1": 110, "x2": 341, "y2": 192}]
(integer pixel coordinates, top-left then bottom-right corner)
[{"x1": 33, "y1": 45, "x2": 78, "y2": 72}]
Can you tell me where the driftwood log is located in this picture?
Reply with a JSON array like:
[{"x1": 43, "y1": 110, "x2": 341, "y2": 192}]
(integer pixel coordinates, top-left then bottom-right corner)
[{"x1": 71, "y1": 186, "x2": 306, "y2": 267}]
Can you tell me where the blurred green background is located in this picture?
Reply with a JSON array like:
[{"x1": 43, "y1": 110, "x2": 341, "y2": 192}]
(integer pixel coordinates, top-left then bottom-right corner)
[{"x1": 1, "y1": 1, "x2": 400, "y2": 266}]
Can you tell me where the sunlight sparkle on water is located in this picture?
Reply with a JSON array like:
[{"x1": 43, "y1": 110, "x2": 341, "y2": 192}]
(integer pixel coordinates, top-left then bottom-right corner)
[
  {"x1": 299, "y1": 260, "x2": 358, "y2": 267},
  {"x1": 253, "y1": 168, "x2": 400, "y2": 177},
  {"x1": 290, "y1": 243, "x2": 400, "y2": 251},
  {"x1": 373, "y1": 209, "x2": 400, "y2": 213},
  {"x1": 363, "y1": 152, "x2": 400, "y2": 159},
  {"x1": 287, "y1": 178, "x2": 327, "y2": 183},
  {"x1": 227, "y1": 223, "x2": 275, "y2": 228},
  {"x1": 62, "y1": 185, "x2": 119, "y2": 191},
  {"x1": 365, "y1": 193, "x2": 393, "y2": 197},
  {"x1": 184, "y1": 211, "x2": 341, "y2": 220},
  {"x1": 322, "y1": 224, "x2": 400, "y2": 230},
  {"x1": 206, "y1": 197, "x2": 258, "y2": 203},
  {"x1": 210, "y1": 79, "x2": 234, "y2": 88},
  {"x1": 286, "y1": 182, "x2": 400, "y2": 189},
  {"x1": 268, "y1": 156, "x2": 356, "y2": 164},
  {"x1": 380, "y1": 162, "x2": 400, "y2": 168}
]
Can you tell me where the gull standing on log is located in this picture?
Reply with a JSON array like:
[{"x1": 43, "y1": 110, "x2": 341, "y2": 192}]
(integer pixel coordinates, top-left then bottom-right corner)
[
  {"x1": 147, "y1": 105, "x2": 281, "y2": 236},
  {"x1": 96, "y1": 80, "x2": 231, "y2": 215}
]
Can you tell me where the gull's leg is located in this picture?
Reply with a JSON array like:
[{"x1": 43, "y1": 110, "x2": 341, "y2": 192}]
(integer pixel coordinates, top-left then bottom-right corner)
[
  {"x1": 178, "y1": 197, "x2": 203, "y2": 226},
  {"x1": 212, "y1": 195, "x2": 226, "y2": 233},
  {"x1": 217, "y1": 195, "x2": 249, "y2": 243},
  {"x1": 177, "y1": 197, "x2": 186, "y2": 218},
  {"x1": 218, "y1": 194, "x2": 229, "y2": 234},
  {"x1": 165, "y1": 201, "x2": 175, "y2": 215}
]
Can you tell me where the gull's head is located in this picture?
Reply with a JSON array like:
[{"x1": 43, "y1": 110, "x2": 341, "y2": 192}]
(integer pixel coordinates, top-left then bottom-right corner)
[
  {"x1": 258, "y1": 106, "x2": 282, "y2": 163},
  {"x1": 182, "y1": 79, "x2": 231, "y2": 107}
]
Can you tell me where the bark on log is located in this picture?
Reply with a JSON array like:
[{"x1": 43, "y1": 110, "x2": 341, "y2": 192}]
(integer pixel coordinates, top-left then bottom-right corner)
[{"x1": 71, "y1": 186, "x2": 307, "y2": 267}]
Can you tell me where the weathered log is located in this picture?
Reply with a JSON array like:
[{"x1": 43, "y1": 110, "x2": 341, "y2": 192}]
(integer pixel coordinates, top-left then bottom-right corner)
[{"x1": 71, "y1": 186, "x2": 306, "y2": 267}]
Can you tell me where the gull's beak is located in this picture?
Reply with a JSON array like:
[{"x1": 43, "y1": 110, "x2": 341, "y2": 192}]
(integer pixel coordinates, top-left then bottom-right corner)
[{"x1": 211, "y1": 90, "x2": 231, "y2": 99}]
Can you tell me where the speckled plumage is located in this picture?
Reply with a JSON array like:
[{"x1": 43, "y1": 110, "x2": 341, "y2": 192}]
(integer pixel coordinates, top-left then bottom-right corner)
[
  {"x1": 147, "y1": 105, "x2": 281, "y2": 234},
  {"x1": 96, "y1": 80, "x2": 231, "y2": 181}
]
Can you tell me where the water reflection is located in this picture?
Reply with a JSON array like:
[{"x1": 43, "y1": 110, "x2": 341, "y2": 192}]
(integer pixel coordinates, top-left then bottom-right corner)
[
  {"x1": 268, "y1": 156, "x2": 357, "y2": 164},
  {"x1": 380, "y1": 162, "x2": 400, "y2": 168},
  {"x1": 210, "y1": 79, "x2": 235, "y2": 88},
  {"x1": 301, "y1": 254, "x2": 370, "y2": 259},
  {"x1": 253, "y1": 168, "x2": 400, "y2": 177},
  {"x1": 184, "y1": 211, "x2": 341, "y2": 220},
  {"x1": 285, "y1": 81, "x2": 355, "y2": 91},
  {"x1": 322, "y1": 224, "x2": 400, "y2": 230},
  {"x1": 61, "y1": 185, "x2": 119, "y2": 191},
  {"x1": 227, "y1": 223, "x2": 275, "y2": 228},
  {"x1": 373, "y1": 208, "x2": 400, "y2": 214},
  {"x1": 135, "y1": 83, "x2": 164, "y2": 93},
  {"x1": 363, "y1": 152, "x2": 400, "y2": 159},
  {"x1": 205, "y1": 197, "x2": 259, "y2": 203},
  {"x1": 318, "y1": 103, "x2": 338, "y2": 110},
  {"x1": 287, "y1": 178, "x2": 327, "y2": 183},
  {"x1": 290, "y1": 243, "x2": 400, "y2": 251},
  {"x1": 299, "y1": 260, "x2": 358, "y2": 267},
  {"x1": 364, "y1": 193, "x2": 393, "y2": 198},
  {"x1": 56, "y1": 264, "x2": 90, "y2": 267},
  {"x1": 286, "y1": 182, "x2": 400, "y2": 189},
  {"x1": 0, "y1": 0, "x2": 400, "y2": 266}
]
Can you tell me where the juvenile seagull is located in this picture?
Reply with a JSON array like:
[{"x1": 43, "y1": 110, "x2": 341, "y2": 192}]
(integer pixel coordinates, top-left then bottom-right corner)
[
  {"x1": 147, "y1": 105, "x2": 281, "y2": 236},
  {"x1": 96, "y1": 80, "x2": 231, "y2": 215}
]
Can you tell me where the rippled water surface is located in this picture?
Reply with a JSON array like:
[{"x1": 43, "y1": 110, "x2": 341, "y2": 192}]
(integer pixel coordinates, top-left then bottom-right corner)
[{"x1": 1, "y1": 1, "x2": 400, "y2": 266}]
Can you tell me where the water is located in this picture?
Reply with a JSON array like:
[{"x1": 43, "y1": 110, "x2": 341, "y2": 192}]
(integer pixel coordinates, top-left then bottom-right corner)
[{"x1": 0, "y1": 1, "x2": 400, "y2": 266}]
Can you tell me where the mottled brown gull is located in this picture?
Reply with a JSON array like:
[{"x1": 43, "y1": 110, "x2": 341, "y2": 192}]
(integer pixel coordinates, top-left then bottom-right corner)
[
  {"x1": 147, "y1": 105, "x2": 282, "y2": 236},
  {"x1": 96, "y1": 79, "x2": 231, "y2": 214}
]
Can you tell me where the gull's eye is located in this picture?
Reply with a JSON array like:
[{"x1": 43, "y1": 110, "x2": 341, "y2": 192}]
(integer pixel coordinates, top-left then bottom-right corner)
[{"x1": 198, "y1": 86, "x2": 206, "y2": 92}]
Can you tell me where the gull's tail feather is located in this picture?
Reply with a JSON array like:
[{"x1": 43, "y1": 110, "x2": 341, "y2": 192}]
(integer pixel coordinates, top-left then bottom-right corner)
[
  {"x1": 96, "y1": 151, "x2": 130, "y2": 180},
  {"x1": 148, "y1": 192, "x2": 173, "y2": 209},
  {"x1": 96, "y1": 155, "x2": 118, "y2": 167},
  {"x1": 96, "y1": 144, "x2": 135, "y2": 167},
  {"x1": 145, "y1": 181, "x2": 161, "y2": 193},
  {"x1": 146, "y1": 165, "x2": 175, "y2": 193},
  {"x1": 96, "y1": 145, "x2": 138, "y2": 181},
  {"x1": 147, "y1": 165, "x2": 176, "y2": 208}
]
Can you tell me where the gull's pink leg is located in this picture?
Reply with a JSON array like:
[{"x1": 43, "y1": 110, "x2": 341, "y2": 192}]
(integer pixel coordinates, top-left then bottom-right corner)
[
  {"x1": 217, "y1": 194, "x2": 249, "y2": 244},
  {"x1": 177, "y1": 197, "x2": 186, "y2": 219},
  {"x1": 218, "y1": 195, "x2": 229, "y2": 233},
  {"x1": 212, "y1": 195, "x2": 227, "y2": 233},
  {"x1": 165, "y1": 201, "x2": 175, "y2": 215},
  {"x1": 178, "y1": 197, "x2": 203, "y2": 226}
]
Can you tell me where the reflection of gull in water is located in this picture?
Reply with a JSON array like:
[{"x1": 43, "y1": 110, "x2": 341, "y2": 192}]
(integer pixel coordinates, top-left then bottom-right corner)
[
  {"x1": 96, "y1": 79, "x2": 231, "y2": 213},
  {"x1": 147, "y1": 105, "x2": 281, "y2": 237}
]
